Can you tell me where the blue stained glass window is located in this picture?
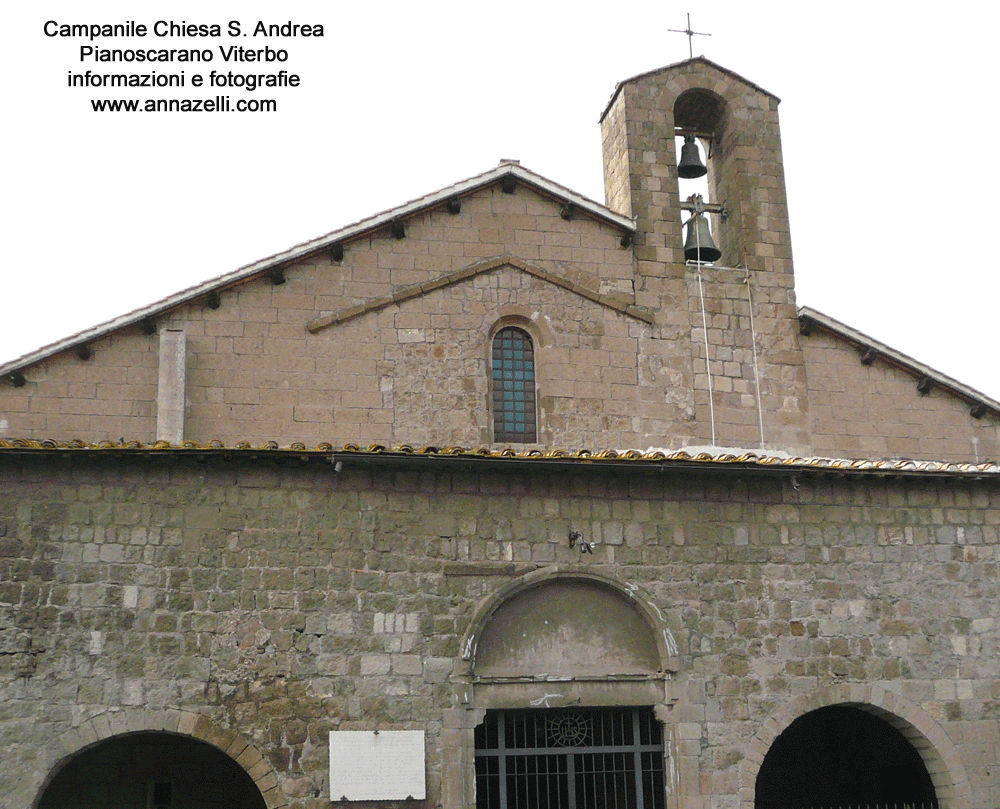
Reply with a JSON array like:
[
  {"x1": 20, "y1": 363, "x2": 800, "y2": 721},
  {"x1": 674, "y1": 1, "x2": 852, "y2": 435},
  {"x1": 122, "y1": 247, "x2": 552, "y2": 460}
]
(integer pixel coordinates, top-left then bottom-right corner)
[{"x1": 492, "y1": 327, "x2": 537, "y2": 442}]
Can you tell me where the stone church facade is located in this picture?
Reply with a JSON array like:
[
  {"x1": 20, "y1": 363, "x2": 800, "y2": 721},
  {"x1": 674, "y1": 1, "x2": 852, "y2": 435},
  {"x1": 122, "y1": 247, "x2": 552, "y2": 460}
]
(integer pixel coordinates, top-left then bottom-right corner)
[{"x1": 1, "y1": 59, "x2": 998, "y2": 809}]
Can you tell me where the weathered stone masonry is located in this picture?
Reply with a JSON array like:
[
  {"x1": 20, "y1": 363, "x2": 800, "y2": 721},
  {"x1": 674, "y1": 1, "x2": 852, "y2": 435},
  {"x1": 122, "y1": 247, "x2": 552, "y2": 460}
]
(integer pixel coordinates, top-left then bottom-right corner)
[
  {"x1": 2, "y1": 55, "x2": 1000, "y2": 809},
  {"x1": 2, "y1": 450, "x2": 998, "y2": 808}
]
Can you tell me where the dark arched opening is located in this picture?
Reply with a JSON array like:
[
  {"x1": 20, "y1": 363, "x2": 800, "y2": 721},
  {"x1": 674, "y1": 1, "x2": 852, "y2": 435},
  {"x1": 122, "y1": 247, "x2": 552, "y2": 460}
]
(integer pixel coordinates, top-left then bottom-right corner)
[
  {"x1": 37, "y1": 731, "x2": 266, "y2": 809},
  {"x1": 673, "y1": 88, "x2": 725, "y2": 136},
  {"x1": 673, "y1": 88, "x2": 727, "y2": 263},
  {"x1": 755, "y1": 705, "x2": 938, "y2": 809}
]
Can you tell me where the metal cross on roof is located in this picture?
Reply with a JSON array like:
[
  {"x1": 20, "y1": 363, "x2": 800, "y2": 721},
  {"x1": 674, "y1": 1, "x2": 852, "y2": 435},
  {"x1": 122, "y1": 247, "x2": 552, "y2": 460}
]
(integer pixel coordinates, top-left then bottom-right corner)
[{"x1": 668, "y1": 13, "x2": 711, "y2": 59}]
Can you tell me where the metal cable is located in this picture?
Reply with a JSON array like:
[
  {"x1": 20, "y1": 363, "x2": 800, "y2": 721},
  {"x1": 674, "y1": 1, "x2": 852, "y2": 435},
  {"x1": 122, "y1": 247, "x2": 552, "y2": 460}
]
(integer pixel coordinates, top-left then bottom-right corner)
[
  {"x1": 745, "y1": 269, "x2": 766, "y2": 449},
  {"x1": 694, "y1": 217, "x2": 716, "y2": 447}
]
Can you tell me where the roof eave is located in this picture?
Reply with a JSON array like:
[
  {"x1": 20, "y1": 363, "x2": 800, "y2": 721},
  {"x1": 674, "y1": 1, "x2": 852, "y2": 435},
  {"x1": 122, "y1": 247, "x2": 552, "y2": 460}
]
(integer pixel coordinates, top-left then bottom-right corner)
[
  {"x1": 0, "y1": 441, "x2": 996, "y2": 480},
  {"x1": 599, "y1": 56, "x2": 780, "y2": 124},
  {"x1": 798, "y1": 306, "x2": 1000, "y2": 416},
  {"x1": 0, "y1": 164, "x2": 634, "y2": 378}
]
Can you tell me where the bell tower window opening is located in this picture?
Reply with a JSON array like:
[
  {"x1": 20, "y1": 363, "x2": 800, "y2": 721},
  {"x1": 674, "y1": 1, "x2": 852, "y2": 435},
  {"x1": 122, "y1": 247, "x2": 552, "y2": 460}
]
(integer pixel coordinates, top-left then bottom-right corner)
[
  {"x1": 674, "y1": 88, "x2": 725, "y2": 264},
  {"x1": 474, "y1": 707, "x2": 665, "y2": 809},
  {"x1": 491, "y1": 326, "x2": 537, "y2": 443}
]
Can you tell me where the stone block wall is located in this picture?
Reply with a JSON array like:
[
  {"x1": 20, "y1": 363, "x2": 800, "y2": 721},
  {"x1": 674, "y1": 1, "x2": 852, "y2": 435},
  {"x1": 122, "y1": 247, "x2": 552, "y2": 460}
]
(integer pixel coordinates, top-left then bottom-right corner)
[
  {"x1": 2, "y1": 452, "x2": 998, "y2": 808},
  {"x1": 0, "y1": 185, "x2": 649, "y2": 449},
  {"x1": 684, "y1": 264, "x2": 810, "y2": 452},
  {"x1": 801, "y1": 328, "x2": 1000, "y2": 462},
  {"x1": 600, "y1": 59, "x2": 812, "y2": 454},
  {"x1": 359, "y1": 266, "x2": 651, "y2": 448},
  {"x1": 5, "y1": 60, "x2": 994, "y2": 462},
  {"x1": 0, "y1": 327, "x2": 159, "y2": 440}
]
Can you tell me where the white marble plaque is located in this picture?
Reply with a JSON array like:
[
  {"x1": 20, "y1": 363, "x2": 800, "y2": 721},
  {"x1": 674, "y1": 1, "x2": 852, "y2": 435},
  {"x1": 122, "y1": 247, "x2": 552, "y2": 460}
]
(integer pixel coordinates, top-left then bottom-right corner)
[{"x1": 329, "y1": 730, "x2": 426, "y2": 801}]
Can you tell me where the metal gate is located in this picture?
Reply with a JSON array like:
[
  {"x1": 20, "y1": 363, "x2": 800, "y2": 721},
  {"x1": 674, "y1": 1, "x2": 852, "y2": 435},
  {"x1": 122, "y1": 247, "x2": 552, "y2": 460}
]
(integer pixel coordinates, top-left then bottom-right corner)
[
  {"x1": 758, "y1": 805, "x2": 941, "y2": 809},
  {"x1": 474, "y1": 707, "x2": 665, "y2": 809}
]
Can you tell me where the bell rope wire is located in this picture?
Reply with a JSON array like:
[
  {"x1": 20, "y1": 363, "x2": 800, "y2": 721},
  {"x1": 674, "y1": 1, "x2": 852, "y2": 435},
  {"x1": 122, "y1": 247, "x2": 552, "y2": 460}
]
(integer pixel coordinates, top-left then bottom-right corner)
[
  {"x1": 744, "y1": 267, "x2": 766, "y2": 449},
  {"x1": 694, "y1": 215, "x2": 717, "y2": 447}
]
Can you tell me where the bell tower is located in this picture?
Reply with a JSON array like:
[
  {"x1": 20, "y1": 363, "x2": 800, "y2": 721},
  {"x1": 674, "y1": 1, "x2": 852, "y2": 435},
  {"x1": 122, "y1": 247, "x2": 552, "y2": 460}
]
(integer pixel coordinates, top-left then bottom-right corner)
[{"x1": 600, "y1": 58, "x2": 811, "y2": 452}]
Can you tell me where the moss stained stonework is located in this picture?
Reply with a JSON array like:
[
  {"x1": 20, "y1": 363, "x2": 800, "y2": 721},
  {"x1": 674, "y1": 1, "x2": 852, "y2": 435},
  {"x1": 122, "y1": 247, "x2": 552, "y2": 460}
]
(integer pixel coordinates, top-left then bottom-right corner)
[
  {"x1": 1, "y1": 56, "x2": 999, "y2": 809},
  {"x1": 1, "y1": 454, "x2": 998, "y2": 808}
]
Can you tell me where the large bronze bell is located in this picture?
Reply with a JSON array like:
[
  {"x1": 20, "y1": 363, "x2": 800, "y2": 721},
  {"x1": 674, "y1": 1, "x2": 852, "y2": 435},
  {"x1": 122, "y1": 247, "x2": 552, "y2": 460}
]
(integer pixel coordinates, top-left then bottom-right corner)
[
  {"x1": 677, "y1": 135, "x2": 708, "y2": 179},
  {"x1": 683, "y1": 214, "x2": 722, "y2": 262}
]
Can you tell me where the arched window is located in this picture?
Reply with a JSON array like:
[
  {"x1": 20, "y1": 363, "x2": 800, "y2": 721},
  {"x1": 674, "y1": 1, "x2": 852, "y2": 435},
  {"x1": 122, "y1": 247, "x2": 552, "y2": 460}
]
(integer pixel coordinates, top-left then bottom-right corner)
[{"x1": 492, "y1": 327, "x2": 536, "y2": 443}]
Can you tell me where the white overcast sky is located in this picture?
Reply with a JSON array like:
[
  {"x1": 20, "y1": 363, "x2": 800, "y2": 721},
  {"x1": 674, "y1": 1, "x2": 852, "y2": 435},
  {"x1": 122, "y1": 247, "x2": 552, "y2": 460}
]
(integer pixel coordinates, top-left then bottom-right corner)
[{"x1": 4, "y1": 2, "x2": 999, "y2": 400}]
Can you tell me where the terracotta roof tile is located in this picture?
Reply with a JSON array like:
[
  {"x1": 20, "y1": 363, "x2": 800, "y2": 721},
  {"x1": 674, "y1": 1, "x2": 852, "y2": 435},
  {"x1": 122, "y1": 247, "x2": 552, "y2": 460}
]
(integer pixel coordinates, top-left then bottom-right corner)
[{"x1": 1, "y1": 439, "x2": 996, "y2": 478}]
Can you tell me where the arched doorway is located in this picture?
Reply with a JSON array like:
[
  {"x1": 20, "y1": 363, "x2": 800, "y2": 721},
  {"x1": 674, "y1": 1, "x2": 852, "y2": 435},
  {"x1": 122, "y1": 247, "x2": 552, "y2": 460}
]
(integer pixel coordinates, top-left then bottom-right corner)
[
  {"x1": 36, "y1": 731, "x2": 266, "y2": 809},
  {"x1": 755, "y1": 705, "x2": 938, "y2": 809},
  {"x1": 474, "y1": 706, "x2": 667, "y2": 809},
  {"x1": 453, "y1": 570, "x2": 680, "y2": 809}
]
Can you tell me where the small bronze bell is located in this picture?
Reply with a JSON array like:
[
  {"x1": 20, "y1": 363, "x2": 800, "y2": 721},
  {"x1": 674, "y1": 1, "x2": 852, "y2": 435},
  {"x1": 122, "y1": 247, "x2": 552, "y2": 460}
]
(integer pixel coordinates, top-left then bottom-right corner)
[
  {"x1": 677, "y1": 135, "x2": 708, "y2": 179},
  {"x1": 683, "y1": 214, "x2": 722, "y2": 262}
]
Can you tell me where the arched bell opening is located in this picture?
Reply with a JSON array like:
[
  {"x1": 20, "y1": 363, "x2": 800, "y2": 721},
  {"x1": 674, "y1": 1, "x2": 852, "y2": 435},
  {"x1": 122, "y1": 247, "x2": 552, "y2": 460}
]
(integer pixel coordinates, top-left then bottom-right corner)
[
  {"x1": 674, "y1": 88, "x2": 727, "y2": 264},
  {"x1": 754, "y1": 705, "x2": 939, "y2": 809},
  {"x1": 35, "y1": 731, "x2": 267, "y2": 809}
]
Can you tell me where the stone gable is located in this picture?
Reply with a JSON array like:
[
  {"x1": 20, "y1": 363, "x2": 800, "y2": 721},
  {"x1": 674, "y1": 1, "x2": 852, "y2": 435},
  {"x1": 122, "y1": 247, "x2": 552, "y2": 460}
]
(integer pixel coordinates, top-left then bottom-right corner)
[{"x1": 3, "y1": 56, "x2": 1000, "y2": 809}]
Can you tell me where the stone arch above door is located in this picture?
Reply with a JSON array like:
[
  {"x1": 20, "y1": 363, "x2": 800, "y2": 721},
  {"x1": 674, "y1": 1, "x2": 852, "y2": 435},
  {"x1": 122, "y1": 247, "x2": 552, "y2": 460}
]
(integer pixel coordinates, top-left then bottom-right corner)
[
  {"x1": 740, "y1": 684, "x2": 973, "y2": 809},
  {"x1": 458, "y1": 567, "x2": 679, "y2": 710},
  {"x1": 33, "y1": 708, "x2": 283, "y2": 809}
]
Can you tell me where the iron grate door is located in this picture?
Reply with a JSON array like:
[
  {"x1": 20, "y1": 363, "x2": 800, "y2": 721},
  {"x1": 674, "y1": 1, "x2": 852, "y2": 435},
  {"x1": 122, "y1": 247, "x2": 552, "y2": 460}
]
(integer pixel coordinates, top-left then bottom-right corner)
[{"x1": 475, "y1": 707, "x2": 666, "y2": 809}]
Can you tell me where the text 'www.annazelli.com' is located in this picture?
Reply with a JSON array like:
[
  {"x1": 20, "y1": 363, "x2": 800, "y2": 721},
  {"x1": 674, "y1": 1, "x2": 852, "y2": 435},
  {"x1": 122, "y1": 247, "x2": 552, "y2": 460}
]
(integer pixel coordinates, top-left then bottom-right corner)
[{"x1": 91, "y1": 96, "x2": 276, "y2": 112}]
